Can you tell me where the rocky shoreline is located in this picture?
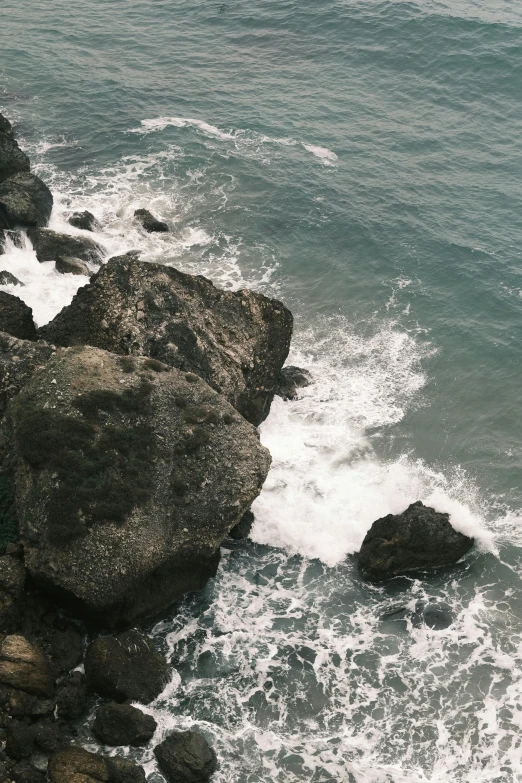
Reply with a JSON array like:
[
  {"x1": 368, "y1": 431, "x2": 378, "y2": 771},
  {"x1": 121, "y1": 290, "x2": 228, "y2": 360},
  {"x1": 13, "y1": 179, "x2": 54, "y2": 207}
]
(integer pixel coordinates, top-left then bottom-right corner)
[{"x1": 0, "y1": 113, "x2": 475, "y2": 782}]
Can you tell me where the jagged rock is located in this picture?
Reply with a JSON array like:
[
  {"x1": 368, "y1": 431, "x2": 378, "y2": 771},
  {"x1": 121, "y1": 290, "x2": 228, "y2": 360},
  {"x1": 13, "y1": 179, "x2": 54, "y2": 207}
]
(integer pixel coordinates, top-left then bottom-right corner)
[
  {"x1": 54, "y1": 256, "x2": 90, "y2": 276},
  {"x1": 0, "y1": 293, "x2": 36, "y2": 341},
  {"x1": 48, "y1": 747, "x2": 145, "y2": 783},
  {"x1": 0, "y1": 635, "x2": 53, "y2": 697},
  {"x1": 0, "y1": 555, "x2": 26, "y2": 633},
  {"x1": 0, "y1": 113, "x2": 14, "y2": 138},
  {"x1": 5, "y1": 720, "x2": 35, "y2": 760},
  {"x1": 228, "y1": 509, "x2": 254, "y2": 540},
  {"x1": 275, "y1": 365, "x2": 312, "y2": 401},
  {"x1": 9, "y1": 345, "x2": 271, "y2": 626},
  {"x1": 134, "y1": 208, "x2": 169, "y2": 233},
  {"x1": 85, "y1": 630, "x2": 168, "y2": 704},
  {"x1": 0, "y1": 332, "x2": 55, "y2": 420},
  {"x1": 0, "y1": 173, "x2": 53, "y2": 228},
  {"x1": 27, "y1": 229, "x2": 103, "y2": 266},
  {"x1": 0, "y1": 271, "x2": 23, "y2": 286},
  {"x1": 0, "y1": 134, "x2": 30, "y2": 185},
  {"x1": 39, "y1": 254, "x2": 293, "y2": 425},
  {"x1": 67, "y1": 211, "x2": 99, "y2": 232},
  {"x1": 154, "y1": 730, "x2": 217, "y2": 783},
  {"x1": 92, "y1": 702, "x2": 157, "y2": 746},
  {"x1": 55, "y1": 671, "x2": 88, "y2": 721},
  {"x1": 358, "y1": 501, "x2": 474, "y2": 583}
]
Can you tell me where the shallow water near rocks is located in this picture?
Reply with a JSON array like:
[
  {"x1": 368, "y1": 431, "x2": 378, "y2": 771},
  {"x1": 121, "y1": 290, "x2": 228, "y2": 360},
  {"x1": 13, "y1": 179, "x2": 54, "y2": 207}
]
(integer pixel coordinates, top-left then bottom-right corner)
[{"x1": 2, "y1": 0, "x2": 522, "y2": 780}]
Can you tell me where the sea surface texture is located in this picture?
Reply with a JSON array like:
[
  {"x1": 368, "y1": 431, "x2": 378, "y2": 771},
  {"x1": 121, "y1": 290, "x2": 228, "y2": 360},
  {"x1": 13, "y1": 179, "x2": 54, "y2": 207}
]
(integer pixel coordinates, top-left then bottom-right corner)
[{"x1": 2, "y1": 1, "x2": 522, "y2": 780}]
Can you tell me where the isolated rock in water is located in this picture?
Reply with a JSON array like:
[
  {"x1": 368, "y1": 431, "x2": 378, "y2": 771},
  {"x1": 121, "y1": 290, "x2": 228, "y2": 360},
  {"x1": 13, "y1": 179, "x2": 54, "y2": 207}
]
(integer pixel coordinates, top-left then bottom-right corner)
[
  {"x1": 48, "y1": 747, "x2": 145, "y2": 783},
  {"x1": 39, "y1": 254, "x2": 293, "y2": 425},
  {"x1": 0, "y1": 554, "x2": 26, "y2": 633},
  {"x1": 0, "y1": 292, "x2": 36, "y2": 341},
  {"x1": 358, "y1": 501, "x2": 474, "y2": 583},
  {"x1": 0, "y1": 133, "x2": 30, "y2": 185},
  {"x1": 85, "y1": 630, "x2": 168, "y2": 703},
  {"x1": 92, "y1": 702, "x2": 157, "y2": 746},
  {"x1": 0, "y1": 635, "x2": 53, "y2": 697},
  {"x1": 0, "y1": 173, "x2": 53, "y2": 227},
  {"x1": 27, "y1": 228, "x2": 103, "y2": 265},
  {"x1": 134, "y1": 208, "x2": 169, "y2": 232},
  {"x1": 55, "y1": 671, "x2": 88, "y2": 721},
  {"x1": 154, "y1": 730, "x2": 217, "y2": 783},
  {"x1": 0, "y1": 112, "x2": 15, "y2": 138},
  {"x1": 0, "y1": 271, "x2": 24, "y2": 286},
  {"x1": 275, "y1": 365, "x2": 312, "y2": 401},
  {"x1": 229, "y1": 509, "x2": 254, "y2": 540},
  {"x1": 54, "y1": 256, "x2": 91, "y2": 276},
  {"x1": 8, "y1": 344, "x2": 271, "y2": 626},
  {"x1": 0, "y1": 332, "x2": 55, "y2": 419},
  {"x1": 68, "y1": 210, "x2": 100, "y2": 232}
]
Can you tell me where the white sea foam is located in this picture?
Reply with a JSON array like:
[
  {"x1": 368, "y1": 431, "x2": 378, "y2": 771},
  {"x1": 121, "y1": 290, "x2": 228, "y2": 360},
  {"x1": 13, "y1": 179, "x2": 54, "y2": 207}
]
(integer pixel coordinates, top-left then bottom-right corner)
[{"x1": 302, "y1": 144, "x2": 338, "y2": 165}]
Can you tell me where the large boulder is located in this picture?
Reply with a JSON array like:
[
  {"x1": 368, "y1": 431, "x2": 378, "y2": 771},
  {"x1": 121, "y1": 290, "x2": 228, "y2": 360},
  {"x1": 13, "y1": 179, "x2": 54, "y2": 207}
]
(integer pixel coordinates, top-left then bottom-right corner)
[
  {"x1": 92, "y1": 702, "x2": 157, "y2": 745},
  {"x1": 358, "y1": 501, "x2": 474, "y2": 583},
  {"x1": 0, "y1": 173, "x2": 53, "y2": 228},
  {"x1": 0, "y1": 293, "x2": 36, "y2": 341},
  {"x1": 27, "y1": 228, "x2": 103, "y2": 266},
  {"x1": 0, "y1": 635, "x2": 53, "y2": 697},
  {"x1": 0, "y1": 133, "x2": 30, "y2": 185},
  {"x1": 154, "y1": 730, "x2": 217, "y2": 783},
  {"x1": 0, "y1": 332, "x2": 55, "y2": 421},
  {"x1": 38, "y1": 253, "x2": 293, "y2": 426},
  {"x1": 48, "y1": 747, "x2": 145, "y2": 783},
  {"x1": 7, "y1": 345, "x2": 270, "y2": 626},
  {"x1": 85, "y1": 630, "x2": 168, "y2": 704},
  {"x1": 68, "y1": 211, "x2": 99, "y2": 232}
]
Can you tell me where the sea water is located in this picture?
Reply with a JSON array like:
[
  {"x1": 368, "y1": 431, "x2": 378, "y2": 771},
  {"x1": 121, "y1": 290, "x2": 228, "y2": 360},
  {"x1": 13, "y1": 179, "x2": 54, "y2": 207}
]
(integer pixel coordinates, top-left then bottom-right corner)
[{"x1": 1, "y1": 0, "x2": 522, "y2": 779}]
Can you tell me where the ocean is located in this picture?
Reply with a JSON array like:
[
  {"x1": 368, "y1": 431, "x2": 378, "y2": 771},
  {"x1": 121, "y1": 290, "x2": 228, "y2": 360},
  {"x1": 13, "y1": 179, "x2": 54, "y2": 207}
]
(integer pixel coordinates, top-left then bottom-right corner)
[{"x1": 1, "y1": 0, "x2": 522, "y2": 780}]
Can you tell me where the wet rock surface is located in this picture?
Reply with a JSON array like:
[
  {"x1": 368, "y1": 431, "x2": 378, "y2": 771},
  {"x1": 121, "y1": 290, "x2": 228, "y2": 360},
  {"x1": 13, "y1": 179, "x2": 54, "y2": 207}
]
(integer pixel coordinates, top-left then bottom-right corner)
[
  {"x1": 134, "y1": 208, "x2": 169, "y2": 232},
  {"x1": 39, "y1": 253, "x2": 293, "y2": 426},
  {"x1": 0, "y1": 173, "x2": 53, "y2": 228},
  {"x1": 275, "y1": 365, "x2": 312, "y2": 401},
  {"x1": 359, "y1": 501, "x2": 474, "y2": 582},
  {"x1": 0, "y1": 133, "x2": 30, "y2": 186},
  {"x1": 0, "y1": 271, "x2": 24, "y2": 286},
  {"x1": 68, "y1": 211, "x2": 100, "y2": 232},
  {"x1": 92, "y1": 702, "x2": 157, "y2": 746},
  {"x1": 54, "y1": 256, "x2": 91, "y2": 276},
  {"x1": 0, "y1": 293, "x2": 36, "y2": 341},
  {"x1": 228, "y1": 509, "x2": 254, "y2": 540},
  {"x1": 154, "y1": 729, "x2": 218, "y2": 783},
  {"x1": 27, "y1": 228, "x2": 103, "y2": 265}
]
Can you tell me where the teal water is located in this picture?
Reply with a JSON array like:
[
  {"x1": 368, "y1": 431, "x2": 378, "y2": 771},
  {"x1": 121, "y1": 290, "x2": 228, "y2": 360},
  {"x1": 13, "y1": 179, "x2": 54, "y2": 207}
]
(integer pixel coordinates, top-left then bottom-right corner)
[{"x1": 2, "y1": 1, "x2": 522, "y2": 780}]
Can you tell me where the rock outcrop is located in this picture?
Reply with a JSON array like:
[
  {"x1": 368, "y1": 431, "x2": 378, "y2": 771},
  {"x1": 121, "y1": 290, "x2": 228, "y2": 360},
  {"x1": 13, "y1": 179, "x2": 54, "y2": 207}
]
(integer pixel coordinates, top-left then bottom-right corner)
[
  {"x1": 0, "y1": 173, "x2": 53, "y2": 227},
  {"x1": 0, "y1": 133, "x2": 30, "y2": 185},
  {"x1": 134, "y1": 208, "x2": 169, "y2": 233},
  {"x1": 154, "y1": 730, "x2": 217, "y2": 783},
  {"x1": 92, "y1": 702, "x2": 157, "y2": 746},
  {"x1": 27, "y1": 228, "x2": 103, "y2": 265},
  {"x1": 85, "y1": 630, "x2": 168, "y2": 703},
  {"x1": 68, "y1": 211, "x2": 99, "y2": 232},
  {"x1": 7, "y1": 344, "x2": 271, "y2": 626},
  {"x1": 39, "y1": 254, "x2": 293, "y2": 425},
  {"x1": 275, "y1": 365, "x2": 312, "y2": 401},
  {"x1": 0, "y1": 293, "x2": 37, "y2": 341},
  {"x1": 358, "y1": 501, "x2": 474, "y2": 582}
]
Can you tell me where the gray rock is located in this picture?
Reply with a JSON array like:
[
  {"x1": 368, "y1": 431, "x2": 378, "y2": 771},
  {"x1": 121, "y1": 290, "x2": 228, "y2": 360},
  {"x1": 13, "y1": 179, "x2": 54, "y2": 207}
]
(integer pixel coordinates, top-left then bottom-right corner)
[
  {"x1": 9, "y1": 345, "x2": 271, "y2": 626},
  {"x1": 0, "y1": 133, "x2": 30, "y2": 185},
  {"x1": 134, "y1": 208, "x2": 169, "y2": 233},
  {"x1": 0, "y1": 554, "x2": 26, "y2": 633},
  {"x1": 0, "y1": 292, "x2": 36, "y2": 341},
  {"x1": 67, "y1": 211, "x2": 99, "y2": 232},
  {"x1": 228, "y1": 509, "x2": 254, "y2": 540},
  {"x1": 358, "y1": 501, "x2": 474, "y2": 583},
  {"x1": 275, "y1": 365, "x2": 312, "y2": 401},
  {"x1": 92, "y1": 702, "x2": 157, "y2": 746},
  {"x1": 0, "y1": 635, "x2": 53, "y2": 697},
  {"x1": 39, "y1": 253, "x2": 293, "y2": 426},
  {"x1": 0, "y1": 332, "x2": 55, "y2": 420},
  {"x1": 54, "y1": 256, "x2": 91, "y2": 276},
  {"x1": 0, "y1": 271, "x2": 24, "y2": 286},
  {"x1": 27, "y1": 228, "x2": 103, "y2": 265},
  {"x1": 154, "y1": 730, "x2": 217, "y2": 783},
  {"x1": 0, "y1": 113, "x2": 14, "y2": 138},
  {"x1": 85, "y1": 630, "x2": 168, "y2": 704},
  {"x1": 0, "y1": 173, "x2": 53, "y2": 227}
]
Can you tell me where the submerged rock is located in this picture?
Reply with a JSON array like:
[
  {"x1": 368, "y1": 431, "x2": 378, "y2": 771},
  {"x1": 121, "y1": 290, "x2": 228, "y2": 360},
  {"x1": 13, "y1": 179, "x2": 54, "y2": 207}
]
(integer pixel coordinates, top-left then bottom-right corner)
[
  {"x1": 85, "y1": 630, "x2": 168, "y2": 704},
  {"x1": 9, "y1": 345, "x2": 270, "y2": 626},
  {"x1": 0, "y1": 173, "x2": 53, "y2": 227},
  {"x1": 0, "y1": 292, "x2": 36, "y2": 341},
  {"x1": 92, "y1": 702, "x2": 157, "y2": 746},
  {"x1": 0, "y1": 271, "x2": 24, "y2": 286},
  {"x1": 39, "y1": 253, "x2": 293, "y2": 425},
  {"x1": 0, "y1": 332, "x2": 55, "y2": 420},
  {"x1": 228, "y1": 509, "x2": 254, "y2": 540},
  {"x1": 154, "y1": 730, "x2": 217, "y2": 783},
  {"x1": 68, "y1": 210, "x2": 99, "y2": 232},
  {"x1": 0, "y1": 133, "x2": 30, "y2": 185},
  {"x1": 358, "y1": 501, "x2": 474, "y2": 583},
  {"x1": 54, "y1": 256, "x2": 91, "y2": 276},
  {"x1": 0, "y1": 635, "x2": 53, "y2": 697},
  {"x1": 134, "y1": 208, "x2": 169, "y2": 232},
  {"x1": 27, "y1": 228, "x2": 103, "y2": 265},
  {"x1": 275, "y1": 365, "x2": 312, "y2": 401}
]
